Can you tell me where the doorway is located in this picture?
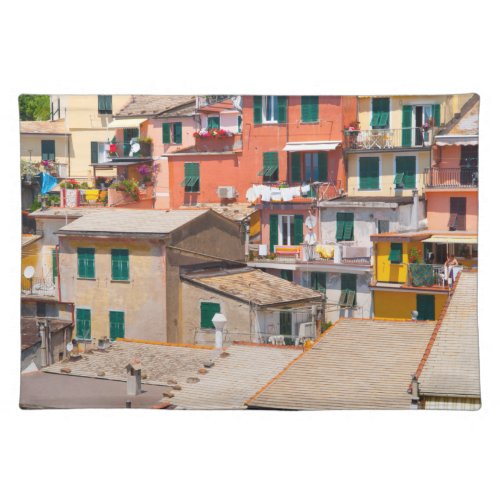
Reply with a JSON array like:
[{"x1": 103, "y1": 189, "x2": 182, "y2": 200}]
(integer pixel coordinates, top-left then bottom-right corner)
[{"x1": 416, "y1": 294, "x2": 435, "y2": 321}]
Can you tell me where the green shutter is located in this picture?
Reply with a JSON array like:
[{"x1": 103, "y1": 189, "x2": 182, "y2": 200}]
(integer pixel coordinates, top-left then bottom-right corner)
[
  {"x1": 301, "y1": 96, "x2": 318, "y2": 123},
  {"x1": 388, "y1": 243, "x2": 403, "y2": 263},
  {"x1": 183, "y1": 162, "x2": 200, "y2": 192},
  {"x1": 432, "y1": 104, "x2": 441, "y2": 127},
  {"x1": 262, "y1": 152, "x2": 278, "y2": 181},
  {"x1": 416, "y1": 294, "x2": 435, "y2": 321},
  {"x1": 109, "y1": 311, "x2": 125, "y2": 340},
  {"x1": 336, "y1": 218, "x2": 345, "y2": 241},
  {"x1": 98, "y1": 95, "x2": 105, "y2": 113},
  {"x1": 269, "y1": 214, "x2": 278, "y2": 252},
  {"x1": 91, "y1": 141, "x2": 98, "y2": 164},
  {"x1": 402, "y1": 105, "x2": 413, "y2": 146},
  {"x1": 312, "y1": 272, "x2": 326, "y2": 294},
  {"x1": 162, "y1": 123, "x2": 171, "y2": 143},
  {"x1": 394, "y1": 172, "x2": 405, "y2": 187},
  {"x1": 207, "y1": 116, "x2": 220, "y2": 129},
  {"x1": 341, "y1": 274, "x2": 357, "y2": 306},
  {"x1": 277, "y1": 96, "x2": 287, "y2": 124},
  {"x1": 343, "y1": 220, "x2": 354, "y2": 241},
  {"x1": 105, "y1": 96, "x2": 112, "y2": 112},
  {"x1": 173, "y1": 122, "x2": 182, "y2": 144},
  {"x1": 294, "y1": 214, "x2": 304, "y2": 245},
  {"x1": 291, "y1": 153, "x2": 302, "y2": 183},
  {"x1": 396, "y1": 156, "x2": 416, "y2": 188},
  {"x1": 76, "y1": 308, "x2": 91, "y2": 340},
  {"x1": 41, "y1": 140, "x2": 55, "y2": 161},
  {"x1": 337, "y1": 213, "x2": 354, "y2": 241},
  {"x1": 359, "y1": 157, "x2": 379, "y2": 190},
  {"x1": 200, "y1": 302, "x2": 221, "y2": 329},
  {"x1": 52, "y1": 248, "x2": 57, "y2": 281},
  {"x1": 371, "y1": 98, "x2": 389, "y2": 129},
  {"x1": 280, "y1": 270, "x2": 293, "y2": 282},
  {"x1": 253, "y1": 96, "x2": 262, "y2": 124},
  {"x1": 318, "y1": 152, "x2": 328, "y2": 181},
  {"x1": 111, "y1": 249, "x2": 129, "y2": 281},
  {"x1": 238, "y1": 115, "x2": 242, "y2": 132},
  {"x1": 77, "y1": 248, "x2": 95, "y2": 279}
]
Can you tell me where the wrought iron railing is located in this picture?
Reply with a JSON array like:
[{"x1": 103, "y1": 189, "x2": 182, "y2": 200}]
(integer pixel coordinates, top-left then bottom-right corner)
[
  {"x1": 21, "y1": 276, "x2": 56, "y2": 296},
  {"x1": 425, "y1": 167, "x2": 478, "y2": 188},
  {"x1": 344, "y1": 127, "x2": 435, "y2": 150}
]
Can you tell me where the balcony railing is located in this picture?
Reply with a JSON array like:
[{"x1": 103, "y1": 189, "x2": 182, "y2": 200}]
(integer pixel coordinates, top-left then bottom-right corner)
[
  {"x1": 107, "y1": 141, "x2": 152, "y2": 159},
  {"x1": 344, "y1": 128, "x2": 435, "y2": 151},
  {"x1": 425, "y1": 167, "x2": 478, "y2": 188},
  {"x1": 21, "y1": 276, "x2": 56, "y2": 297}
]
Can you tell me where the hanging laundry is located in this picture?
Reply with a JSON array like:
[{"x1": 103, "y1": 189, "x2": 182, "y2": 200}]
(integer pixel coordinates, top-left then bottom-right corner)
[
  {"x1": 64, "y1": 189, "x2": 78, "y2": 208},
  {"x1": 291, "y1": 186, "x2": 302, "y2": 197},
  {"x1": 304, "y1": 231, "x2": 317, "y2": 245},
  {"x1": 301, "y1": 184, "x2": 311, "y2": 195},
  {"x1": 40, "y1": 172, "x2": 58, "y2": 194},
  {"x1": 281, "y1": 188, "x2": 293, "y2": 202},
  {"x1": 261, "y1": 185, "x2": 271, "y2": 202},
  {"x1": 246, "y1": 186, "x2": 257, "y2": 203},
  {"x1": 271, "y1": 188, "x2": 282, "y2": 202},
  {"x1": 315, "y1": 244, "x2": 334, "y2": 259}
]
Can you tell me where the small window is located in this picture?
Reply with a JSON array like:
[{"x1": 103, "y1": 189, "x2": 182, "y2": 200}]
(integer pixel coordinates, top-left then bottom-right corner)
[
  {"x1": 182, "y1": 162, "x2": 200, "y2": 192},
  {"x1": 172, "y1": 122, "x2": 182, "y2": 144},
  {"x1": 98, "y1": 95, "x2": 112, "y2": 115},
  {"x1": 200, "y1": 302, "x2": 221, "y2": 329},
  {"x1": 395, "y1": 156, "x2": 416, "y2": 189},
  {"x1": 109, "y1": 311, "x2": 125, "y2": 340},
  {"x1": 280, "y1": 270, "x2": 293, "y2": 282},
  {"x1": 359, "y1": 157, "x2": 380, "y2": 190},
  {"x1": 77, "y1": 248, "x2": 95, "y2": 279},
  {"x1": 311, "y1": 272, "x2": 327, "y2": 294},
  {"x1": 378, "y1": 220, "x2": 390, "y2": 234},
  {"x1": 41, "y1": 140, "x2": 55, "y2": 161},
  {"x1": 340, "y1": 274, "x2": 357, "y2": 307},
  {"x1": 371, "y1": 98, "x2": 390, "y2": 129},
  {"x1": 336, "y1": 212, "x2": 354, "y2": 242},
  {"x1": 259, "y1": 152, "x2": 279, "y2": 182},
  {"x1": 388, "y1": 243, "x2": 403, "y2": 264},
  {"x1": 238, "y1": 115, "x2": 242, "y2": 133},
  {"x1": 449, "y1": 197, "x2": 466, "y2": 231},
  {"x1": 207, "y1": 116, "x2": 220, "y2": 129},
  {"x1": 301, "y1": 96, "x2": 319, "y2": 123},
  {"x1": 36, "y1": 302, "x2": 47, "y2": 317},
  {"x1": 460, "y1": 145, "x2": 478, "y2": 167},
  {"x1": 263, "y1": 96, "x2": 279, "y2": 123},
  {"x1": 111, "y1": 249, "x2": 129, "y2": 281}
]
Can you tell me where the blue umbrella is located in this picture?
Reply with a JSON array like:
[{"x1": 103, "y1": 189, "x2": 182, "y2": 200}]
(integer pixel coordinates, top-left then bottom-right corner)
[{"x1": 40, "y1": 172, "x2": 58, "y2": 195}]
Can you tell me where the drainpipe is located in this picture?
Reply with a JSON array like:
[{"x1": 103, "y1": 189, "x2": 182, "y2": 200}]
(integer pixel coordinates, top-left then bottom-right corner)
[
  {"x1": 411, "y1": 188, "x2": 419, "y2": 231},
  {"x1": 38, "y1": 319, "x2": 49, "y2": 367}
]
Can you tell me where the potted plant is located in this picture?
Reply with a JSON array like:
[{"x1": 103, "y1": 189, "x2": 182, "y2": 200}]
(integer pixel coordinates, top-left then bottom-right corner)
[
  {"x1": 409, "y1": 247, "x2": 422, "y2": 264},
  {"x1": 138, "y1": 136, "x2": 153, "y2": 156}
]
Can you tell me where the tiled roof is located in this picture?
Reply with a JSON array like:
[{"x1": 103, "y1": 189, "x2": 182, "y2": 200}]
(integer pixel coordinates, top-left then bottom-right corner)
[
  {"x1": 20, "y1": 120, "x2": 69, "y2": 135},
  {"x1": 29, "y1": 207, "x2": 122, "y2": 219},
  {"x1": 182, "y1": 267, "x2": 324, "y2": 306},
  {"x1": 418, "y1": 272, "x2": 480, "y2": 398},
  {"x1": 116, "y1": 95, "x2": 195, "y2": 117},
  {"x1": 58, "y1": 209, "x2": 207, "y2": 235},
  {"x1": 247, "y1": 319, "x2": 436, "y2": 410},
  {"x1": 191, "y1": 203, "x2": 257, "y2": 222},
  {"x1": 172, "y1": 345, "x2": 302, "y2": 409}
]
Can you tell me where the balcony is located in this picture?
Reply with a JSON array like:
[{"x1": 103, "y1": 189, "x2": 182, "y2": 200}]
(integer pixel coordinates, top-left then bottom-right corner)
[
  {"x1": 105, "y1": 141, "x2": 153, "y2": 160},
  {"x1": 425, "y1": 167, "x2": 478, "y2": 189},
  {"x1": 344, "y1": 128, "x2": 435, "y2": 151},
  {"x1": 372, "y1": 264, "x2": 454, "y2": 291},
  {"x1": 21, "y1": 276, "x2": 56, "y2": 297}
]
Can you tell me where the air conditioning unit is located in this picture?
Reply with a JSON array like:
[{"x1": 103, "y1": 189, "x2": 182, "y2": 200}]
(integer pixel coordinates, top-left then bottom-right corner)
[{"x1": 217, "y1": 186, "x2": 236, "y2": 199}]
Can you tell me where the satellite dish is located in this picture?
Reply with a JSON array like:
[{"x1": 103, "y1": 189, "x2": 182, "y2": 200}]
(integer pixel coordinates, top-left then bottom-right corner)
[
  {"x1": 305, "y1": 215, "x2": 317, "y2": 229},
  {"x1": 131, "y1": 142, "x2": 141, "y2": 153},
  {"x1": 66, "y1": 342, "x2": 74, "y2": 352},
  {"x1": 23, "y1": 266, "x2": 35, "y2": 279}
]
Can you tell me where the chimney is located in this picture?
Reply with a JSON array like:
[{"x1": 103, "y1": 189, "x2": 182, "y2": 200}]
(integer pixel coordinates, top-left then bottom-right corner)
[
  {"x1": 410, "y1": 375, "x2": 420, "y2": 409},
  {"x1": 411, "y1": 189, "x2": 419, "y2": 231}
]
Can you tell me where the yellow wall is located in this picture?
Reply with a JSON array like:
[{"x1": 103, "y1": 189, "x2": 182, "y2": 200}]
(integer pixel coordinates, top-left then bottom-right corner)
[
  {"x1": 20, "y1": 132, "x2": 69, "y2": 166},
  {"x1": 347, "y1": 150, "x2": 429, "y2": 197},
  {"x1": 375, "y1": 241, "x2": 423, "y2": 283},
  {"x1": 374, "y1": 290, "x2": 446, "y2": 320}
]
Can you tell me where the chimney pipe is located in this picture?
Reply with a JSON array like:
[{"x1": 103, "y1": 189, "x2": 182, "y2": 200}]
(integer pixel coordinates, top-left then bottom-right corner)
[{"x1": 410, "y1": 375, "x2": 420, "y2": 409}]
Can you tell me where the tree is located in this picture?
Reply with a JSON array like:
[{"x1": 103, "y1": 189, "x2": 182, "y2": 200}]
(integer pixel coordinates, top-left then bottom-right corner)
[{"x1": 18, "y1": 94, "x2": 50, "y2": 121}]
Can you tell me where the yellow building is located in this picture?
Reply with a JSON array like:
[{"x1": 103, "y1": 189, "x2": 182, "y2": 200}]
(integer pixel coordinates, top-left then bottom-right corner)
[
  {"x1": 370, "y1": 231, "x2": 450, "y2": 321},
  {"x1": 345, "y1": 94, "x2": 475, "y2": 198}
]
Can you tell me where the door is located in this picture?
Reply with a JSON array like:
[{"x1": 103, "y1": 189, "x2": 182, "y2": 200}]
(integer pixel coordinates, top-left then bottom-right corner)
[
  {"x1": 109, "y1": 311, "x2": 125, "y2": 340},
  {"x1": 123, "y1": 128, "x2": 139, "y2": 156},
  {"x1": 76, "y1": 308, "x2": 91, "y2": 340},
  {"x1": 279, "y1": 311, "x2": 293, "y2": 344},
  {"x1": 416, "y1": 294, "x2": 435, "y2": 321}
]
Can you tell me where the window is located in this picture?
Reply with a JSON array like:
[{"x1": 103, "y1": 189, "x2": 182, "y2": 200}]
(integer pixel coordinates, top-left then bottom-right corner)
[
  {"x1": 77, "y1": 248, "x2": 95, "y2": 279},
  {"x1": 109, "y1": 311, "x2": 125, "y2": 340},
  {"x1": 41, "y1": 140, "x2": 55, "y2": 161},
  {"x1": 172, "y1": 122, "x2": 182, "y2": 144},
  {"x1": 76, "y1": 308, "x2": 91, "y2": 340},
  {"x1": 359, "y1": 157, "x2": 380, "y2": 190},
  {"x1": 311, "y1": 272, "x2": 326, "y2": 294},
  {"x1": 98, "y1": 95, "x2": 112, "y2": 114},
  {"x1": 336, "y1": 212, "x2": 354, "y2": 241},
  {"x1": 253, "y1": 96, "x2": 287, "y2": 124},
  {"x1": 111, "y1": 249, "x2": 129, "y2": 281},
  {"x1": 182, "y1": 162, "x2": 200, "y2": 192},
  {"x1": 301, "y1": 96, "x2": 319, "y2": 123},
  {"x1": 207, "y1": 116, "x2": 220, "y2": 129},
  {"x1": 388, "y1": 243, "x2": 403, "y2": 264},
  {"x1": 460, "y1": 145, "x2": 478, "y2": 167},
  {"x1": 270, "y1": 214, "x2": 303, "y2": 249},
  {"x1": 259, "y1": 152, "x2": 279, "y2": 182},
  {"x1": 402, "y1": 104, "x2": 440, "y2": 146},
  {"x1": 371, "y1": 98, "x2": 390, "y2": 129},
  {"x1": 91, "y1": 142, "x2": 108, "y2": 164},
  {"x1": 340, "y1": 273, "x2": 357, "y2": 306},
  {"x1": 161, "y1": 123, "x2": 182, "y2": 144},
  {"x1": 395, "y1": 156, "x2": 416, "y2": 189},
  {"x1": 278, "y1": 215, "x2": 295, "y2": 246},
  {"x1": 238, "y1": 115, "x2": 242, "y2": 133},
  {"x1": 200, "y1": 302, "x2": 221, "y2": 329},
  {"x1": 378, "y1": 220, "x2": 390, "y2": 234},
  {"x1": 280, "y1": 270, "x2": 293, "y2": 282},
  {"x1": 290, "y1": 152, "x2": 327, "y2": 183},
  {"x1": 36, "y1": 302, "x2": 47, "y2": 317},
  {"x1": 162, "y1": 123, "x2": 170, "y2": 144},
  {"x1": 449, "y1": 197, "x2": 466, "y2": 231}
]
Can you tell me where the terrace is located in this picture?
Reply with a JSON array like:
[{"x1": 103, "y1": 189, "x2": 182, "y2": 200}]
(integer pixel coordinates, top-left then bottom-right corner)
[
  {"x1": 344, "y1": 127, "x2": 435, "y2": 152},
  {"x1": 425, "y1": 167, "x2": 478, "y2": 189}
]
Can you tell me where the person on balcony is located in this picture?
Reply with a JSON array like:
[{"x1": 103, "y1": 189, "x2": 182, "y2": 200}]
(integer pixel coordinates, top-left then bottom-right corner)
[{"x1": 444, "y1": 254, "x2": 458, "y2": 285}]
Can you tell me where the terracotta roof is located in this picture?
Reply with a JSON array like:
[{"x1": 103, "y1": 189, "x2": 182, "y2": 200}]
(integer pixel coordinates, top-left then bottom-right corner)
[
  {"x1": 20, "y1": 120, "x2": 69, "y2": 135},
  {"x1": 190, "y1": 203, "x2": 257, "y2": 222},
  {"x1": 247, "y1": 319, "x2": 436, "y2": 409},
  {"x1": 182, "y1": 267, "x2": 323, "y2": 306},
  {"x1": 57, "y1": 209, "x2": 208, "y2": 235},
  {"x1": 116, "y1": 95, "x2": 195, "y2": 117},
  {"x1": 418, "y1": 272, "x2": 480, "y2": 398},
  {"x1": 172, "y1": 345, "x2": 302, "y2": 409}
]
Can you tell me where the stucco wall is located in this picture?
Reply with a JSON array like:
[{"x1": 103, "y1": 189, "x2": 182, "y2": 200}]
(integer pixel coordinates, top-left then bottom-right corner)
[
  {"x1": 426, "y1": 191, "x2": 478, "y2": 232},
  {"x1": 373, "y1": 290, "x2": 446, "y2": 320},
  {"x1": 20, "y1": 133, "x2": 69, "y2": 166}
]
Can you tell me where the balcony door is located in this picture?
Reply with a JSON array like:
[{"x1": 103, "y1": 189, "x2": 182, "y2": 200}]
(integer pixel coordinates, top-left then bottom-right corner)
[
  {"x1": 123, "y1": 128, "x2": 139, "y2": 156},
  {"x1": 278, "y1": 215, "x2": 295, "y2": 246},
  {"x1": 413, "y1": 105, "x2": 432, "y2": 146}
]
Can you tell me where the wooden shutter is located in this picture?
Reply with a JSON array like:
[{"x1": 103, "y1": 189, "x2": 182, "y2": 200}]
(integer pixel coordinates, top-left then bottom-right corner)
[
  {"x1": 318, "y1": 152, "x2": 328, "y2": 181},
  {"x1": 395, "y1": 156, "x2": 416, "y2": 188},
  {"x1": 432, "y1": 104, "x2": 441, "y2": 127},
  {"x1": 173, "y1": 122, "x2": 182, "y2": 144},
  {"x1": 449, "y1": 197, "x2": 466, "y2": 230},
  {"x1": 402, "y1": 105, "x2": 413, "y2": 146},
  {"x1": 111, "y1": 249, "x2": 129, "y2": 281},
  {"x1": 109, "y1": 311, "x2": 125, "y2": 340},
  {"x1": 337, "y1": 212, "x2": 354, "y2": 241},
  {"x1": 310, "y1": 97, "x2": 318, "y2": 122},
  {"x1": 91, "y1": 141, "x2": 98, "y2": 164},
  {"x1": 269, "y1": 214, "x2": 278, "y2": 252},
  {"x1": 293, "y1": 215, "x2": 304, "y2": 245},
  {"x1": 200, "y1": 302, "x2": 221, "y2": 329},
  {"x1": 98, "y1": 95, "x2": 105, "y2": 113},
  {"x1": 207, "y1": 116, "x2": 220, "y2": 129},
  {"x1": 341, "y1": 274, "x2": 357, "y2": 305},
  {"x1": 253, "y1": 96, "x2": 263, "y2": 124},
  {"x1": 359, "y1": 157, "x2": 379, "y2": 189},
  {"x1": 291, "y1": 153, "x2": 302, "y2": 183},
  {"x1": 76, "y1": 308, "x2": 91, "y2": 340},
  {"x1": 416, "y1": 294, "x2": 435, "y2": 321},
  {"x1": 336, "y1": 213, "x2": 346, "y2": 241},
  {"x1": 312, "y1": 272, "x2": 326, "y2": 294},
  {"x1": 280, "y1": 270, "x2": 293, "y2": 282},
  {"x1": 388, "y1": 243, "x2": 403, "y2": 263},
  {"x1": 162, "y1": 123, "x2": 171, "y2": 143},
  {"x1": 371, "y1": 98, "x2": 389, "y2": 128},
  {"x1": 77, "y1": 248, "x2": 95, "y2": 279},
  {"x1": 301, "y1": 96, "x2": 318, "y2": 122},
  {"x1": 263, "y1": 152, "x2": 278, "y2": 181},
  {"x1": 238, "y1": 116, "x2": 242, "y2": 132},
  {"x1": 183, "y1": 162, "x2": 200, "y2": 192},
  {"x1": 277, "y1": 96, "x2": 287, "y2": 124}
]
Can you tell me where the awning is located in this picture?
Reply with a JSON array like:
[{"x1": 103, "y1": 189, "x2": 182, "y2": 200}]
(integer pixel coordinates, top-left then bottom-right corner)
[
  {"x1": 435, "y1": 135, "x2": 478, "y2": 147},
  {"x1": 423, "y1": 235, "x2": 477, "y2": 244},
  {"x1": 107, "y1": 118, "x2": 146, "y2": 129},
  {"x1": 283, "y1": 141, "x2": 341, "y2": 152}
]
